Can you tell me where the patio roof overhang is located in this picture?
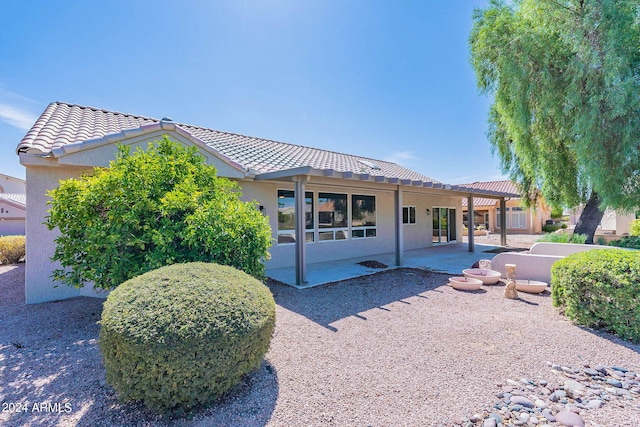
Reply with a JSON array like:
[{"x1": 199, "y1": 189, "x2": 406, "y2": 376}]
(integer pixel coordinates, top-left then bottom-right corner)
[
  {"x1": 255, "y1": 167, "x2": 518, "y2": 287},
  {"x1": 253, "y1": 166, "x2": 520, "y2": 199}
]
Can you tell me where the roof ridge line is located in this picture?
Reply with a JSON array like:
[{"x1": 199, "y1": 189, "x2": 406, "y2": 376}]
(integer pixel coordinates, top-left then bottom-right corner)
[
  {"x1": 53, "y1": 102, "x2": 396, "y2": 166},
  {"x1": 54, "y1": 101, "x2": 160, "y2": 122}
]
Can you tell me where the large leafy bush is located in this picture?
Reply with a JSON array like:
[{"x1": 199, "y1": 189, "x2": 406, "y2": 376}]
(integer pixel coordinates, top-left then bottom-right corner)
[
  {"x1": 100, "y1": 262, "x2": 276, "y2": 413},
  {"x1": 551, "y1": 249, "x2": 640, "y2": 342},
  {"x1": 609, "y1": 236, "x2": 640, "y2": 249},
  {"x1": 629, "y1": 219, "x2": 640, "y2": 236},
  {"x1": 46, "y1": 137, "x2": 271, "y2": 290},
  {"x1": 0, "y1": 235, "x2": 25, "y2": 265}
]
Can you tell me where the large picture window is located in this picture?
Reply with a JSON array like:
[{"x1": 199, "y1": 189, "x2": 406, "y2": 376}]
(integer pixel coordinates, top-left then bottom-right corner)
[
  {"x1": 277, "y1": 190, "x2": 314, "y2": 244},
  {"x1": 277, "y1": 190, "x2": 378, "y2": 243},
  {"x1": 317, "y1": 192, "x2": 348, "y2": 241},
  {"x1": 352, "y1": 195, "x2": 376, "y2": 238}
]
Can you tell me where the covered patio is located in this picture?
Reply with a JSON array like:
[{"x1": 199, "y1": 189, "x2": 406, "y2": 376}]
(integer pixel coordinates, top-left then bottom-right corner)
[{"x1": 266, "y1": 242, "x2": 501, "y2": 288}]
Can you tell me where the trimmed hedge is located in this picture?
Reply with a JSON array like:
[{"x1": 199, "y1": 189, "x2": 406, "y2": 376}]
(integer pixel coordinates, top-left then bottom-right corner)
[
  {"x1": 609, "y1": 236, "x2": 640, "y2": 249},
  {"x1": 0, "y1": 235, "x2": 25, "y2": 265},
  {"x1": 551, "y1": 249, "x2": 640, "y2": 342},
  {"x1": 100, "y1": 262, "x2": 276, "y2": 413}
]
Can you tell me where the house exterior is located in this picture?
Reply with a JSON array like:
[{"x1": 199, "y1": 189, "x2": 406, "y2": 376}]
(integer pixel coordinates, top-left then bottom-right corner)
[
  {"x1": 0, "y1": 173, "x2": 26, "y2": 236},
  {"x1": 568, "y1": 207, "x2": 635, "y2": 236},
  {"x1": 17, "y1": 102, "x2": 517, "y2": 304},
  {"x1": 461, "y1": 180, "x2": 551, "y2": 234}
]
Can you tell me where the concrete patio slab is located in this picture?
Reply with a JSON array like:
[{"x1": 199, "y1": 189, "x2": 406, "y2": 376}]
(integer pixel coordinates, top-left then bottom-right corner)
[{"x1": 266, "y1": 243, "x2": 501, "y2": 288}]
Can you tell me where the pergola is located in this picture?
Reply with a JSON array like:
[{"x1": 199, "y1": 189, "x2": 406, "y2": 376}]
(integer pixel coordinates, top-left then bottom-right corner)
[{"x1": 255, "y1": 167, "x2": 519, "y2": 286}]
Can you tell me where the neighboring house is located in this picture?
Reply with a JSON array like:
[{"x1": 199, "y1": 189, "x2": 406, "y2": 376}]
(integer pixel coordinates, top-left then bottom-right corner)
[
  {"x1": 0, "y1": 173, "x2": 26, "y2": 236},
  {"x1": 17, "y1": 102, "x2": 517, "y2": 303},
  {"x1": 461, "y1": 180, "x2": 551, "y2": 234},
  {"x1": 568, "y1": 207, "x2": 635, "y2": 236}
]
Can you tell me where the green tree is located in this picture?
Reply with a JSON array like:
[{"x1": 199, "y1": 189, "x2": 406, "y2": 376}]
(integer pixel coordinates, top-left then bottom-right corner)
[
  {"x1": 46, "y1": 137, "x2": 272, "y2": 290},
  {"x1": 470, "y1": 0, "x2": 640, "y2": 243}
]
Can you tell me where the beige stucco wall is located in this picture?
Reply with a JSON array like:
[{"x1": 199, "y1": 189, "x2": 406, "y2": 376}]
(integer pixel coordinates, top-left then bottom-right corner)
[
  {"x1": 25, "y1": 165, "x2": 89, "y2": 303},
  {"x1": 0, "y1": 200, "x2": 25, "y2": 236},
  {"x1": 0, "y1": 174, "x2": 26, "y2": 193},
  {"x1": 22, "y1": 134, "x2": 467, "y2": 303},
  {"x1": 241, "y1": 181, "x2": 463, "y2": 269}
]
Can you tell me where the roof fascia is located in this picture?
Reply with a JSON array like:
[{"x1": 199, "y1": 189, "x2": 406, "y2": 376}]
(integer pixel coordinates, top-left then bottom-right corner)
[
  {"x1": 254, "y1": 168, "x2": 518, "y2": 198},
  {"x1": 0, "y1": 197, "x2": 26, "y2": 210}
]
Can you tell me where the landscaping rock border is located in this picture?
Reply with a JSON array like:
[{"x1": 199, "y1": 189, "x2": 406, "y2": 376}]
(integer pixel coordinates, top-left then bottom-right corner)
[{"x1": 457, "y1": 362, "x2": 640, "y2": 426}]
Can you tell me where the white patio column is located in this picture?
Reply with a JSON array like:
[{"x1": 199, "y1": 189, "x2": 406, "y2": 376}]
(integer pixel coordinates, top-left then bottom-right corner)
[
  {"x1": 499, "y1": 197, "x2": 507, "y2": 246},
  {"x1": 294, "y1": 176, "x2": 308, "y2": 286},
  {"x1": 395, "y1": 185, "x2": 404, "y2": 266},
  {"x1": 468, "y1": 195, "x2": 475, "y2": 252}
]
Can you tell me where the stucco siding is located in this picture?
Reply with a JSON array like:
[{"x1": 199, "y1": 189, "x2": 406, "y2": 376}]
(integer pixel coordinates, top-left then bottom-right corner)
[
  {"x1": 56, "y1": 130, "x2": 245, "y2": 179},
  {"x1": 0, "y1": 174, "x2": 26, "y2": 193},
  {"x1": 25, "y1": 166, "x2": 89, "y2": 304},
  {"x1": 0, "y1": 219, "x2": 25, "y2": 236}
]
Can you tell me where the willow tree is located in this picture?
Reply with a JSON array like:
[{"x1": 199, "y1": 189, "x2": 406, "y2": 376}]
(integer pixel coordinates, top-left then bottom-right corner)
[{"x1": 470, "y1": 0, "x2": 640, "y2": 242}]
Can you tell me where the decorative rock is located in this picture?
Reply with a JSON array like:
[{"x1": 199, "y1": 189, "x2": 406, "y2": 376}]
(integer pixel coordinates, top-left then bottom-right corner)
[
  {"x1": 594, "y1": 364, "x2": 608, "y2": 374},
  {"x1": 482, "y1": 418, "x2": 496, "y2": 427},
  {"x1": 541, "y1": 409, "x2": 556, "y2": 422},
  {"x1": 607, "y1": 378, "x2": 623, "y2": 388},
  {"x1": 587, "y1": 399, "x2": 603, "y2": 409},
  {"x1": 488, "y1": 412, "x2": 502, "y2": 423},
  {"x1": 549, "y1": 390, "x2": 566, "y2": 402},
  {"x1": 469, "y1": 413, "x2": 483, "y2": 423},
  {"x1": 535, "y1": 399, "x2": 547, "y2": 408},
  {"x1": 611, "y1": 366, "x2": 628, "y2": 373},
  {"x1": 555, "y1": 410, "x2": 585, "y2": 426},
  {"x1": 510, "y1": 396, "x2": 534, "y2": 408},
  {"x1": 583, "y1": 368, "x2": 599, "y2": 376}
]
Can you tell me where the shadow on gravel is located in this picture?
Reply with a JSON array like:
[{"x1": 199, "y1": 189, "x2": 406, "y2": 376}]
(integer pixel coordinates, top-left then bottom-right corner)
[
  {"x1": 1, "y1": 265, "x2": 279, "y2": 427},
  {"x1": 77, "y1": 359, "x2": 279, "y2": 427},
  {"x1": 268, "y1": 268, "x2": 449, "y2": 331}
]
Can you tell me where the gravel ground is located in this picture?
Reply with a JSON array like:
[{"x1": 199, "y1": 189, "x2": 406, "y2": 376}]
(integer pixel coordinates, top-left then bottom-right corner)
[
  {"x1": 463, "y1": 233, "x2": 541, "y2": 249},
  {"x1": 1, "y1": 263, "x2": 639, "y2": 426}
]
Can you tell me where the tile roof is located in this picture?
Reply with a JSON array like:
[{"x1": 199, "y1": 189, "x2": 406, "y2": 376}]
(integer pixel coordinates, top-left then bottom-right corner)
[
  {"x1": 17, "y1": 102, "x2": 441, "y2": 183},
  {"x1": 0, "y1": 193, "x2": 26, "y2": 207},
  {"x1": 461, "y1": 180, "x2": 522, "y2": 207}
]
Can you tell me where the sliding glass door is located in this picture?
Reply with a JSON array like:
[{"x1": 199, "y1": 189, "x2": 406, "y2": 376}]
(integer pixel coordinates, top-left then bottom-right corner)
[{"x1": 432, "y1": 207, "x2": 457, "y2": 244}]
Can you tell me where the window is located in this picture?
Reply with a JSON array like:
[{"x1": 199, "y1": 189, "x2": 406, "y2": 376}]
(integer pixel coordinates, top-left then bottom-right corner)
[
  {"x1": 511, "y1": 207, "x2": 527, "y2": 229},
  {"x1": 497, "y1": 207, "x2": 527, "y2": 229},
  {"x1": 403, "y1": 206, "x2": 416, "y2": 224},
  {"x1": 352, "y1": 195, "x2": 376, "y2": 238},
  {"x1": 317, "y1": 192, "x2": 348, "y2": 241},
  {"x1": 277, "y1": 190, "x2": 314, "y2": 244}
]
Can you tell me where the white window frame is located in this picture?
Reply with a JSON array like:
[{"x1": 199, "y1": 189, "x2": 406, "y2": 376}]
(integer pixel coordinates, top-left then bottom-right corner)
[{"x1": 351, "y1": 194, "x2": 377, "y2": 239}]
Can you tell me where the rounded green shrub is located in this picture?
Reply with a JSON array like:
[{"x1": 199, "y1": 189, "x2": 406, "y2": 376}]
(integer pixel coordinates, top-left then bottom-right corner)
[
  {"x1": 630, "y1": 219, "x2": 640, "y2": 236},
  {"x1": 99, "y1": 262, "x2": 276, "y2": 413},
  {"x1": 551, "y1": 249, "x2": 640, "y2": 342}
]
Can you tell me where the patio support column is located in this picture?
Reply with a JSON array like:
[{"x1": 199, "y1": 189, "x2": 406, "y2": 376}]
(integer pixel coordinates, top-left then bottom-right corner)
[
  {"x1": 499, "y1": 197, "x2": 507, "y2": 246},
  {"x1": 294, "y1": 175, "x2": 308, "y2": 286},
  {"x1": 395, "y1": 185, "x2": 403, "y2": 266},
  {"x1": 468, "y1": 195, "x2": 475, "y2": 252}
]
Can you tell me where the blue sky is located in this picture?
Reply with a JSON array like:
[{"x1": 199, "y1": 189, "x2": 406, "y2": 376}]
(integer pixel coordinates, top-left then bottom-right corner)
[{"x1": 0, "y1": 0, "x2": 503, "y2": 184}]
